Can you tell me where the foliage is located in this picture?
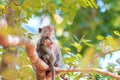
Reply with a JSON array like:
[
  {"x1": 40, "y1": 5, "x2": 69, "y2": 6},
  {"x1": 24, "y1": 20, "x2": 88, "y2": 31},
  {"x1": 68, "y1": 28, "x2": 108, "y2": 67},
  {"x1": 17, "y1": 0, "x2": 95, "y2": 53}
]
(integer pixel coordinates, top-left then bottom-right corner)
[{"x1": 0, "y1": 0, "x2": 120, "y2": 80}]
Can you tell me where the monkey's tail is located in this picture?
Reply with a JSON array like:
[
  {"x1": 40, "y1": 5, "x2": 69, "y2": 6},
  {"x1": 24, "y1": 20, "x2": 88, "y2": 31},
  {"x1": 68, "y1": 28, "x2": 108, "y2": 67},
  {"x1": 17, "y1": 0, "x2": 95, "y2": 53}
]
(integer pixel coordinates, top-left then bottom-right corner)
[{"x1": 48, "y1": 61, "x2": 55, "y2": 80}]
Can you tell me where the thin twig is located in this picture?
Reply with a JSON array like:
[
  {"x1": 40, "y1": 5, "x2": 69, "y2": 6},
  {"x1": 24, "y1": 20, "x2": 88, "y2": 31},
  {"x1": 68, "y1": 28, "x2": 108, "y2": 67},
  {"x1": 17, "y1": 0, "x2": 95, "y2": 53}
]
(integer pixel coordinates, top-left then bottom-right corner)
[
  {"x1": 55, "y1": 68, "x2": 120, "y2": 80},
  {"x1": 94, "y1": 49, "x2": 120, "y2": 58}
]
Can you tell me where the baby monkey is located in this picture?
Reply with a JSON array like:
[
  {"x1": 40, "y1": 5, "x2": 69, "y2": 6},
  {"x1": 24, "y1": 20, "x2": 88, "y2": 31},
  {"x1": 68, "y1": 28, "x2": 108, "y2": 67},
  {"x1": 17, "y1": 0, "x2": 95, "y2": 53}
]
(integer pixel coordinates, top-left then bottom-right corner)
[{"x1": 36, "y1": 25, "x2": 64, "y2": 80}]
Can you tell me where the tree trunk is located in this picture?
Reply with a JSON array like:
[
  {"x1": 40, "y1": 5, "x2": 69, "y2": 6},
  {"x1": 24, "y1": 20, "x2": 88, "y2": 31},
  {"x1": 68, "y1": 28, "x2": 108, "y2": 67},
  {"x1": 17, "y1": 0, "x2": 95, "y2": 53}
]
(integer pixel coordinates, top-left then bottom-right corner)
[
  {"x1": 0, "y1": 0, "x2": 19, "y2": 79},
  {"x1": 36, "y1": 69, "x2": 52, "y2": 80}
]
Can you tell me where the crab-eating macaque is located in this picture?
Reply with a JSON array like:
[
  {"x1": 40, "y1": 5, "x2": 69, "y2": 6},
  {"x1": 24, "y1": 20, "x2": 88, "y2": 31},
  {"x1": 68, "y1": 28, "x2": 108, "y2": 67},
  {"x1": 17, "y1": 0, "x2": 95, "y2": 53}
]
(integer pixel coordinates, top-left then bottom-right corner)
[{"x1": 36, "y1": 25, "x2": 64, "y2": 80}]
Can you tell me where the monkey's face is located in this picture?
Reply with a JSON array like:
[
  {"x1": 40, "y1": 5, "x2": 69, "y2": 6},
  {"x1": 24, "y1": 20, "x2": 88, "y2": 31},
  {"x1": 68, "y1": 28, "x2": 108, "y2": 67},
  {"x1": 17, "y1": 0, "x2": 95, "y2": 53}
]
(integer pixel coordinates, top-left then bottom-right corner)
[{"x1": 41, "y1": 26, "x2": 54, "y2": 38}]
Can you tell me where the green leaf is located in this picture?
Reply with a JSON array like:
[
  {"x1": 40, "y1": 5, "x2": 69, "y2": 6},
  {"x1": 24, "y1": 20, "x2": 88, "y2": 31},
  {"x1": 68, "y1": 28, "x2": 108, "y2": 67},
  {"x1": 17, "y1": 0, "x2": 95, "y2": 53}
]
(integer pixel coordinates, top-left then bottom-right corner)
[
  {"x1": 18, "y1": 47, "x2": 25, "y2": 54},
  {"x1": 27, "y1": 33, "x2": 34, "y2": 39},
  {"x1": 74, "y1": 75, "x2": 81, "y2": 80},
  {"x1": 21, "y1": 18, "x2": 28, "y2": 23},
  {"x1": 73, "y1": 35, "x2": 80, "y2": 42}
]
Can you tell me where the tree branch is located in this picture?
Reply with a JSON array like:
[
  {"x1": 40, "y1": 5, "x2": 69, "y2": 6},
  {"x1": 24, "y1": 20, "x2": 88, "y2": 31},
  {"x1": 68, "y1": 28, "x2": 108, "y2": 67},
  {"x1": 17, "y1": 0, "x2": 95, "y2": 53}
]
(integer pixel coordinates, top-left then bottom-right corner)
[
  {"x1": 0, "y1": 34, "x2": 48, "y2": 70},
  {"x1": 55, "y1": 68, "x2": 120, "y2": 80}
]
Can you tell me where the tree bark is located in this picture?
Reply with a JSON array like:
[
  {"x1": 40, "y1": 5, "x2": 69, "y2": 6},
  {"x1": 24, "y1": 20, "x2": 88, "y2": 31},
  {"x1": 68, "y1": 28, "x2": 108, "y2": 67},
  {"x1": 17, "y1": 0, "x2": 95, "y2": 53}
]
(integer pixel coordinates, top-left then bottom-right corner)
[{"x1": 0, "y1": 0, "x2": 18, "y2": 79}]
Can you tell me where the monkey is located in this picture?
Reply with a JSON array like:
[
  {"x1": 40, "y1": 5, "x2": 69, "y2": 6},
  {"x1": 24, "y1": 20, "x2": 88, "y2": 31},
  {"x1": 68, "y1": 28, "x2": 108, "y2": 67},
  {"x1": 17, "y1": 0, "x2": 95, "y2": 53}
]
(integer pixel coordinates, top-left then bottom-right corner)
[
  {"x1": 37, "y1": 37, "x2": 56, "y2": 80},
  {"x1": 36, "y1": 25, "x2": 64, "y2": 80}
]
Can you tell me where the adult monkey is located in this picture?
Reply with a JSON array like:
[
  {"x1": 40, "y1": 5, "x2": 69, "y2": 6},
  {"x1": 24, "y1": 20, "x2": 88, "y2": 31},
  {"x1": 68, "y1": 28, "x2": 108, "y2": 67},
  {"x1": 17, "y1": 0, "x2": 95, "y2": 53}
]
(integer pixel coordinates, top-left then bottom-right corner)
[{"x1": 36, "y1": 25, "x2": 64, "y2": 80}]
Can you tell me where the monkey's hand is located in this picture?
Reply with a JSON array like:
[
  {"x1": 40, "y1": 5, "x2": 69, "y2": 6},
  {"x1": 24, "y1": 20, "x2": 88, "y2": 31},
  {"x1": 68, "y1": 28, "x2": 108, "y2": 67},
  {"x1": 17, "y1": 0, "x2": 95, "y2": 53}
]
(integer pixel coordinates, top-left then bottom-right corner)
[
  {"x1": 40, "y1": 38, "x2": 53, "y2": 48},
  {"x1": 40, "y1": 39, "x2": 46, "y2": 45},
  {"x1": 43, "y1": 55, "x2": 49, "y2": 63}
]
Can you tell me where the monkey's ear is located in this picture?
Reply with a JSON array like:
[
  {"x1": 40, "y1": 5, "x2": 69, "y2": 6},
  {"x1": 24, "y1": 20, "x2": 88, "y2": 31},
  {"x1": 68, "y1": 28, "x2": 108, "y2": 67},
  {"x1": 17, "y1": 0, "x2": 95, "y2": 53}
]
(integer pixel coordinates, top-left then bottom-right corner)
[{"x1": 39, "y1": 28, "x2": 42, "y2": 33}]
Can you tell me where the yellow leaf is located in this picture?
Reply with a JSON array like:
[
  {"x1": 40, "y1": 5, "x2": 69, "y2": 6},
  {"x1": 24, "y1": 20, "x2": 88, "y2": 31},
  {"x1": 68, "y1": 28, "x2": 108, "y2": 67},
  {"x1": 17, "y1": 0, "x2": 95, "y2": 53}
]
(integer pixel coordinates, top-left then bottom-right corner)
[
  {"x1": 64, "y1": 47, "x2": 71, "y2": 51},
  {"x1": 105, "y1": 36, "x2": 118, "y2": 49},
  {"x1": 113, "y1": 31, "x2": 120, "y2": 36},
  {"x1": 82, "y1": 39, "x2": 93, "y2": 47},
  {"x1": 71, "y1": 43, "x2": 82, "y2": 52},
  {"x1": 76, "y1": 53, "x2": 82, "y2": 58},
  {"x1": 96, "y1": 35, "x2": 104, "y2": 40}
]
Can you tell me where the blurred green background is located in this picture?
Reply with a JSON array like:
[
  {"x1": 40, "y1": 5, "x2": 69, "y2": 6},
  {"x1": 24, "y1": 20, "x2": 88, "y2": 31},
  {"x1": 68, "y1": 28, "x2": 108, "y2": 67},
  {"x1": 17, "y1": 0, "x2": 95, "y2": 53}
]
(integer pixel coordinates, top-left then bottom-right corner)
[{"x1": 0, "y1": 0, "x2": 120, "y2": 80}]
